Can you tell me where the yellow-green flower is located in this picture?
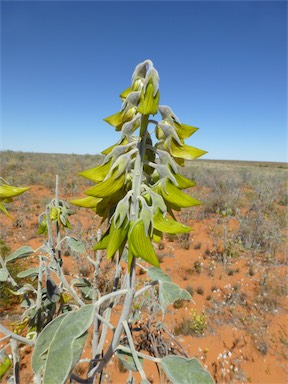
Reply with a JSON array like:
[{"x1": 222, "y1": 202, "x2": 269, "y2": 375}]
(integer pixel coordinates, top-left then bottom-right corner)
[{"x1": 0, "y1": 183, "x2": 30, "y2": 219}]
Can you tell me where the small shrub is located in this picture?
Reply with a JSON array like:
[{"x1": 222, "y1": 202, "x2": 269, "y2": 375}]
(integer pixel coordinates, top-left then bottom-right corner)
[
  {"x1": 278, "y1": 193, "x2": 288, "y2": 206},
  {"x1": 175, "y1": 309, "x2": 207, "y2": 336},
  {"x1": 194, "y1": 242, "x2": 202, "y2": 250},
  {"x1": 194, "y1": 261, "x2": 202, "y2": 274},
  {"x1": 196, "y1": 286, "x2": 204, "y2": 295}
]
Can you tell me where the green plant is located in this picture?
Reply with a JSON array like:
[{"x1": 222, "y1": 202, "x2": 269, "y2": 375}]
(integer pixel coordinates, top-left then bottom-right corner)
[
  {"x1": 0, "y1": 60, "x2": 214, "y2": 384},
  {"x1": 175, "y1": 309, "x2": 208, "y2": 337}
]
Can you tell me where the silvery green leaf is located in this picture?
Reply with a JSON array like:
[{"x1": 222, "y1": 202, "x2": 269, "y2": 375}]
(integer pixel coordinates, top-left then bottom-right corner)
[
  {"x1": 0, "y1": 268, "x2": 9, "y2": 282},
  {"x1": 159, "y1": 282, "x2": 192, "y2": 313},
  {"x1": 147, "y1": 267, "x2": 171, "y2": 283},
  {"x1": 160, "y1": 356, "x2": 214, "y2": 384},
  {"x1": 5, "y1": 246, "x2": 34, "y2": 263},
  {"x1": 80, "y1": 286, "x2": 93, "y2": 300},
  {"x1": 67, "y1": 237, "x2": 85, "y2": 254},
  {"x1": 20, "y1": 299, "x2": 35, "y2": 308},
  {"x1": 32, "y1": 313, "x2": 69, "y2": 374},
  {"x1": 32, "y1": 305, "x2": 95, "y2": 384},
  {"x1": 17, "y1": 266, "x2": 45, "y2": 278}
]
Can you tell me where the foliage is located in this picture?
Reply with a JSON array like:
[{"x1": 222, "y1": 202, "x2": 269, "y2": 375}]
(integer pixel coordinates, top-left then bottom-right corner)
[{"x1": 0, "y1": 60, "x2": 212, "y2": 384}]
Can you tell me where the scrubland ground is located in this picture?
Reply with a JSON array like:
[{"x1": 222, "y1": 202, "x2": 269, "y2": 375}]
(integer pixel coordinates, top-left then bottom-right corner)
[{"x1": 0, "y1": 151, "x2": 287, "y2": 383}]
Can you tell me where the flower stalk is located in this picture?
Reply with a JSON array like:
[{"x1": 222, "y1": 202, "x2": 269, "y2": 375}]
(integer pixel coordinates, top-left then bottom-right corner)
[{"x1": 71, "y1": 59, "x2": 207, "y2": 380}]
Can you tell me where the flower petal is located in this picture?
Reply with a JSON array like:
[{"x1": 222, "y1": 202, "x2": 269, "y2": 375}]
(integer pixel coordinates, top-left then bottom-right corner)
[
  {"x1": 85, "y1": 171, "x2": 125, "y2": 198},
  {"x1": 153, "y1": 209, "x2": 192, "y2": 235},
  {"x1": 78, "y1": 160, "x2": 112, "y2": 183},
  {"x1": 129, "y1": 220, "x2": 159, "y2": 267},
  {"x1": 170, "y1": 139, "x2": 207, "y2": 161}
]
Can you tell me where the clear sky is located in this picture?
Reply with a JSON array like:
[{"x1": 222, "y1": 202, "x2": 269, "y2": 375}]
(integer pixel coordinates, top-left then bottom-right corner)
[{"x1": 1, "y1": 0, "x2": 287, "y2": 162}]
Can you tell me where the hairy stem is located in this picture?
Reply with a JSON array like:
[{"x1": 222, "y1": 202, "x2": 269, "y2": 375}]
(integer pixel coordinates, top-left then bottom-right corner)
[{"x1": 90, "y1": 114, "x2": 149, "y2": 380}]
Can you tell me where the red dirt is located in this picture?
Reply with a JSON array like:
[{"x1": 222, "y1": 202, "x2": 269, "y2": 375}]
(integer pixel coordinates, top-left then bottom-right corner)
[{"x1": 0, "y1": 192, "x2": 287, "y2": 384}]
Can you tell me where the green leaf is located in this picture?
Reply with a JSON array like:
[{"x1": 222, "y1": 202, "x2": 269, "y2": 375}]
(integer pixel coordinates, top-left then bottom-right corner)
[
  {"x1": 161, "y1": 356, "x2": 214, "y2": 384},
  {"x1": 67, "y1": 237, "x2": 86, "y2": 254},
  {"x1": 32, "y1": 305, "x2": 95, "y2": 384},
  {"x1": 129, "y1": 221, "x2": 159, "y2": 267},
  {"x1": 32, "y1": 313, "x2": 69, "y2": 374},
  {"x1": 116, "y1": 349, "x2": 144, "y2": 372},
  {"x1": 159, "y1": 282, "x2": 192, "y2": 313},
  {"x1": 0, "y1": 268, "x2": 9, "y2": 282},
  {"x1": 153, "y1": 209, "x2": 192, "y2": 235},
  {"x1": 147, "y1": 267, "x2": 171, "y2": 283},
  {"x1": 17, "y1": 267, "x2": 45, "y2": 278},
  {"x1": 71, "y1": 332, "x2": 89, "y2": 370},
  {"x1": 5, "y1": 246, "x2": 34, "y2": 263}
]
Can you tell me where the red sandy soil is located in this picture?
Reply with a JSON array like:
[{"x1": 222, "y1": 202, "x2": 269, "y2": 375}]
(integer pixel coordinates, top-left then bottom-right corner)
[{"x1": 0, "y1": 185, "x2": 287, "y2": 383}]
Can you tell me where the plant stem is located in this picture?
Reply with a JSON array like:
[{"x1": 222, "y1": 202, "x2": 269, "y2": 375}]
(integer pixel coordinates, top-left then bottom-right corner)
[
  {"x1": 123, "y1": 320, "x2": 148, "y2": 381},
  {"x1": 0, "y1": 323, "x2": 34, "y2": 346},
  {"x1": 11, "y1": 339, "x2": 20, "y2": 384},
  {"x1": 90, "y1": 114, "x2": 149, "y2": 380}
]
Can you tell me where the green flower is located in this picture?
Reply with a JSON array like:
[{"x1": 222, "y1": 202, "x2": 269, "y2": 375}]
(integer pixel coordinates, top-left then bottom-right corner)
[
  {"x1": 0, "y1": 183, "x2": 30, "y2": 219},
  {"x1": 128, "y1": 220, "x2": 159, "y2": 270}
]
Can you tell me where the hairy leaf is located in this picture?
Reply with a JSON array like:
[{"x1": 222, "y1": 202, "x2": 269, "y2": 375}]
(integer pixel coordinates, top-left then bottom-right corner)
[
  {"x1": 147, "y1": 267, "x2": 171, "y2": 283},
  {"x1": 5, "y1": 246, "x2": 34, "y2": 263},
  {"x1": 67, "y1": 237, "x2": 86, "y2": 254},
  {"x1": 159, "y1": 282, "x2": 192, "y2": 313},
  {"x1": 161, "y1": 356, "x2": 214, "y2": 384},
  {"x1": 32, "y1": 305, "x2": 95, "y2": 384}
]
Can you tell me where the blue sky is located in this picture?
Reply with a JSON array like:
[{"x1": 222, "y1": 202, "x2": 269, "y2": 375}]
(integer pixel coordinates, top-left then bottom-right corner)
[{"x1": 1, "y1": 0, "x2": 287, "y2": 162}]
